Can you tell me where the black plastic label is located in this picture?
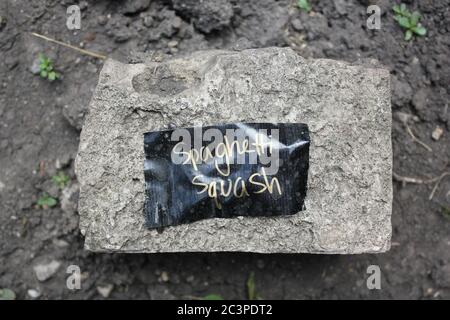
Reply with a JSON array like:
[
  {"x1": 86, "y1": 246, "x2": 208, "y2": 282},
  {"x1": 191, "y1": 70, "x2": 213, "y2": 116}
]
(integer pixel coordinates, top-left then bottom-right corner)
[{"x1": 143, "y1": 123, "x2": 310, "y2": 229}]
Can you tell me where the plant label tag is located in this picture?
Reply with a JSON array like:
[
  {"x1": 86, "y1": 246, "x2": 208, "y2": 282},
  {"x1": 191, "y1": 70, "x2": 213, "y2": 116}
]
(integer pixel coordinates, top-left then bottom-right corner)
[{"x1": 143, "y1": 123, "x2": 310, "y2": 228}]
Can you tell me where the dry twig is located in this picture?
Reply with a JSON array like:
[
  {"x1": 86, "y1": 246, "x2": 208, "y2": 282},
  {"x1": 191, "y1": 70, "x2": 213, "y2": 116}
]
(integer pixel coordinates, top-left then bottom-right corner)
[
  {"x1": 30, "y1": 32, "x2": 107, "y2": 60},
  {"x1": 393, "y1": 171, "x2": 450, "y2": 200},
  {"x1": 428, "y1": 172, "x2": 450, "y2": 200},
  {"x1": 405, "y1": 123, "x2": 432, "y2": 152}
]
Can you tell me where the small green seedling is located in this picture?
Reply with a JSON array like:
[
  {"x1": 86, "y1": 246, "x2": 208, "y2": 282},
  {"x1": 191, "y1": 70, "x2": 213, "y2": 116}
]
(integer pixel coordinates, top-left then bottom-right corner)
[
  {"x1": 442, "y1": 206, "x2": 450, "y2": 220},
  {"x1": 246, "y1": 272, "x2": 261, "y2": 300},
  {"x1": 52, "y1": 172, "x2": 70, "y2": 189},
  {"x1": 37, "y1": 193, "x2": 58, "y2": 209},
  {"x1": 393, "y1": 3, "x2": 426, "y2": 41},
  {"x1": 39, "y1": 53, "x2": 60, "y2": 81},
  {"x1": 0, "y1": 288, "x2": 16, "y2": 300},
  {"x1": 297, "y1": 0, "x2": 311, "y2": 13},
  {"x1": 202, "y1": 294, "x2": 224, "y2": 300}
]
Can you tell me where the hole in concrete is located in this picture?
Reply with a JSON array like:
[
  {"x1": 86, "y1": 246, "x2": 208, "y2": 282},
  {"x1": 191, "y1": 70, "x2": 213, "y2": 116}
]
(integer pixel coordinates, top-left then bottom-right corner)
[{"x1": 132, "y1": 65, "x2": 199, "y2": 97}]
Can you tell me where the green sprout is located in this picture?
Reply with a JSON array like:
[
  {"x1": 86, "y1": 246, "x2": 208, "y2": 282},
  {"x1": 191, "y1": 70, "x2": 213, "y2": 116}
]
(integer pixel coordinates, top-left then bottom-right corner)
[
  {"x1": 0, "y1": 288, "x2": 16, "y2": 300},
  {"x1": 246, "y1": 272, "x2": 261, "y2": 300},
  {"x1": 37, "y1": 193, "x2": 58, "y2": 209},
  {"x1": 442, "y1": 206, "x2": 450, "y2": 220},
  {"x1": 39, "y1": 53, "x2": 60, "y2": 81},
  {"x1": 393, "y1": 3, "x2": 427, "y2": 41},
  {"x1": 297, "y1": 0, "x2": 311, "y2": 13},
  {"x1": 202, "y1": 294, "x2": 224, "y2": 300},
  {"x1": 52, "y1": 172, "x2": 70, "y2": 189}
]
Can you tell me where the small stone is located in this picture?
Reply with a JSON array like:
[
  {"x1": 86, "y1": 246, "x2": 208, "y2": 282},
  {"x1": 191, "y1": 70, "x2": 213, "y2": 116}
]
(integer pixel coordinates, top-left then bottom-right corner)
[
  {"x1": 60, "y1": 183, "x2": 79, "y2": 215},
  {"x1": 114, "y1": 30, "x2": 132, "y2": 43},
  {"x1": 425, "y1": 287, "x2": 433, "y2": 296},
  {"x1": 291, "y1": 18, "x2": 304, "y2": 32},
  {"x1": 172, "y1": 16, "x2": 182, "y2": 30},
  {"x1": 232, "y1": 37, "x2": 254, "y2": 51},
  {"x1": 30, "y1": 56, "x2": 41, "y2": 75},
  {"x1": 168, "y1": 40, "x2": 178, "y2": 48},
  {"x1": 142, "y1": 15, "x2": 154, "y2": 28},
  {"x1": 412, "y1": 88, "x2": 429, "y2": 111},
  {"x1": 53, "y1": 238, "x2": 69, "y2": 247},
  {"x1": 186, "y1": 275, "x2": 195, "y2": 283},
  {"x1": 44, "y1": 181, "x2": 60, "y2": 199},
  {"x1": 55, "y1": 154, "x2": 72, "y2": 169},
  {"x1": 79, "y1": 1, "x2": 88, "y2": 10},
  {"x1": 27, "y1": 289, "x2": 41, "y2": 299},
  {"x1": 81, "y1": 272, "x2": 90, "y2": 281},
  {"x1": 431, "y1": 126, "x2": 443, "y2": 141},
  {"x1": 97, "y1": 284, "x2": 114, "y2": 298},
  {"x1": 122, "y1": 0, "x2": 150, "y2": 14},
  {"x1": 160, "y1": 271, "x2": 169, "y2": 282},
  {"x1": 391, "y1": 76, "x2": 412, "y2": 107},
  {"x1": 97, "y1": 15, "x2": 108, "y2": 26},
  {"x1": 33, "y1": 260, "x2": 61, "y2": 282},
  {"x1": 394, "y1": 111, "x2": 419, "y2": 124}
]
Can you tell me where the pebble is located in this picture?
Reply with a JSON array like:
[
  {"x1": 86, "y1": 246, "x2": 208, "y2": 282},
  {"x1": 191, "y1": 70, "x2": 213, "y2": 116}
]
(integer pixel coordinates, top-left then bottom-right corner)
[
  {"x1": 97, "y1": 15, "x2": 108, "y2": 26},
  {"x1": 60, "y1": 183, "x2": 79, "y2": 215},
  {"x1": 172, "y1": 16, "x2": 182, "y2": 30},
  {"x1": 55, "y1": 153, "x2": 72, "y2": 169},
  {"x1": 392, "y1": 76, "x2": 413, "y2": 106},
  {"x1": 122, "y1": 0, "x2": 150, "y2": 14},
  {"x1": 160, "y1": 271, "x2": 170, "y2": 282},
  {"x1": 30, "y1": 56, "x2": 42, "y2": 75},
  {"x1": 79, "y1": 1, "x2": 88, "y2": 10},
  {"x1": 431, "y1": 126, "x2": 443, "y2": 141},
  {"x1": 291, "y1": 18, "x2": 304, "y2": 32},
  {"x1": 142, "y1": 15, "x2": 154, "y2": 28},
  {"x1": 53, "y1": 238, "x2": 69, "y2": 248},
  {"x1": 97, "y1": 284, "x2": 114, "y2": 298},
  {"x1": 168, "y1": 40, "x2": 178, "y2": 48},
  {"x1": 412, "y1": 88, "x2": 428, "y2": 111},
  {"x1": 33, "y1": 260, "x2": 61, "y2": 282},
  {"x1": 393, "y1": 111, "x2": 419, "y2": 124},
  {"x1": 114, "y1": 30, "x2": 132, "y2": 43},
  {"x1": 27, "y1": 289, "x2": 41, "y2": 299}
]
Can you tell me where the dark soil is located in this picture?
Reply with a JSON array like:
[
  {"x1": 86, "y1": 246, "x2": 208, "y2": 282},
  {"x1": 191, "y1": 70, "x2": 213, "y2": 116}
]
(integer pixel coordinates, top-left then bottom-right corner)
[{"x1": 1, "y1": 0, "x2": 449, "y2": 299}]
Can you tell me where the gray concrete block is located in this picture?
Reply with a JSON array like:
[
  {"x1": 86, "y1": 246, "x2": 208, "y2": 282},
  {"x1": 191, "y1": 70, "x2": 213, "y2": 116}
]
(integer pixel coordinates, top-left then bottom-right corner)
[{"x1": 75, "y1": 47, "x2": 392, "y2": 253}]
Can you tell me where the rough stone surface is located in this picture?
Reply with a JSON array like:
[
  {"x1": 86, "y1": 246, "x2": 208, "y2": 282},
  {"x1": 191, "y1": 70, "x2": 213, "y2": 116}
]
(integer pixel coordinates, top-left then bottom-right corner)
[{"x1": 75, "y1": 47, "x2": 392, "y2": 254}]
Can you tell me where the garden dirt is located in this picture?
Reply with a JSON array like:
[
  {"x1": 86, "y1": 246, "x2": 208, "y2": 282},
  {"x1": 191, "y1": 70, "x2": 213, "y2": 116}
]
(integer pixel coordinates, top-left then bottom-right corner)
[{"x1": 0, "y1": 0, "x2": 449, "y2": 299}]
